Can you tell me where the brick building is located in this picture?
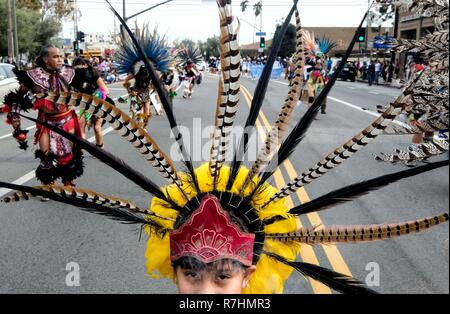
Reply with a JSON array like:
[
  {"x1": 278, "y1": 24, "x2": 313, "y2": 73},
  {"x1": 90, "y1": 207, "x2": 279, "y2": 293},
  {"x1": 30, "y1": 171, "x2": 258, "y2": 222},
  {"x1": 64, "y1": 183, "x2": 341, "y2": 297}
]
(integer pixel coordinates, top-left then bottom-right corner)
[{"x1": 396, "y1": 11, "x2": 436, "y2": 78}]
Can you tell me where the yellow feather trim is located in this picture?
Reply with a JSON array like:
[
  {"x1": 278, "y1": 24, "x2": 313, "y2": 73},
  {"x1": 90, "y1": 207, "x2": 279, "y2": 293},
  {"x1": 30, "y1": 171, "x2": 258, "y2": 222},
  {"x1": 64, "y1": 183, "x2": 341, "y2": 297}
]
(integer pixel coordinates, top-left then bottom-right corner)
[{"x1": 145, "y1": 163, "x2": 301, "y2": 294}]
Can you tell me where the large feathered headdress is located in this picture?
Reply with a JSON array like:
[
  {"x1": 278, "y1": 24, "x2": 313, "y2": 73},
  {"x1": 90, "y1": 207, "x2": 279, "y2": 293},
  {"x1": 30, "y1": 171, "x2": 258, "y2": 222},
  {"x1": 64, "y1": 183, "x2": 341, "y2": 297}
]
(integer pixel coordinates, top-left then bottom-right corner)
[
  {"x1": 176, "y1": 43, "x2": 203, "y2": 67},
  {"x1": 1, "y1": 0, "x2": 448, "y2": 294},
  {"x1": 302, "y1": 30, "x2": 337, "y2": 58},
  {"x1": 374, "y1": 0, "x2": 449, "y2": 165},
  {"x1": 115, "y1": 24, "x2": 170, "y2": 75}
]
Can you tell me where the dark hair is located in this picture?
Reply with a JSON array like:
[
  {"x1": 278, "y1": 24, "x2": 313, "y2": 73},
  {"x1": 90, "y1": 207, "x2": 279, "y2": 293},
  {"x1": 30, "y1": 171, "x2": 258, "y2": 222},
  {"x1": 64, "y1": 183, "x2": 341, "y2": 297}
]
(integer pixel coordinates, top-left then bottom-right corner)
[
  {"x1": 173, "y1": 256, "x2": 249, "y2": 274},
  {"x1": 36, "y1": 45, "x2": 59, "y2": 68},
  {"x1": 72, "y1": 57, "x2": 89, "y2": 67}
]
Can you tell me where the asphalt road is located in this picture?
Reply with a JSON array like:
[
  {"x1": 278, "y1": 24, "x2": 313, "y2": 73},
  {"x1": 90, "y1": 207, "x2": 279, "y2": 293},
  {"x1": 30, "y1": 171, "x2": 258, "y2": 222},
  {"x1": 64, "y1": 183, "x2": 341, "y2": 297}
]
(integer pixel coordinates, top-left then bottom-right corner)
[{"x1": 0, "y1": 74, "x2": 448, "y2": 294}]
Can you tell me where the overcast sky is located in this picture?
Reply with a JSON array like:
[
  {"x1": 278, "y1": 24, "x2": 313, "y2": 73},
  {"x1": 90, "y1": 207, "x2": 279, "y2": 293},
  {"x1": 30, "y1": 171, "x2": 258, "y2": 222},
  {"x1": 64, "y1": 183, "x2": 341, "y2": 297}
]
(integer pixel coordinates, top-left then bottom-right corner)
[{"x1": 63, "y1": 0, "x2": 376, "y2": 44}]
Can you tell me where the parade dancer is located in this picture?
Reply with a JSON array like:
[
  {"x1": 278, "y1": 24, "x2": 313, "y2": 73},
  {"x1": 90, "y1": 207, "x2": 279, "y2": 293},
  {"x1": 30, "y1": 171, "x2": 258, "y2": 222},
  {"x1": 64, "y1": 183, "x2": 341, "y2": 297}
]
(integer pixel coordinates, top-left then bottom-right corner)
[
  {"x1": 177, "y1": 45, "x2": 203, "y2": 99},
  {"x1": 72, "y1": 57, "x2": 110, "y2": 149},
  {"x1": 3, "y1": 45, "x2": 85, "y2": 187},
  {"x1": 115, "y1": 26, "x2": 170, "y2": 128},
  {"x1": 181, "y1": 60, "x2": 200, "y2": 99},
  {"x1": 302, "y1": 32, "x2": 337, "y2": 114},
  {"x1": 162, "y1": 64, "x2": 179, "y2": 107}
]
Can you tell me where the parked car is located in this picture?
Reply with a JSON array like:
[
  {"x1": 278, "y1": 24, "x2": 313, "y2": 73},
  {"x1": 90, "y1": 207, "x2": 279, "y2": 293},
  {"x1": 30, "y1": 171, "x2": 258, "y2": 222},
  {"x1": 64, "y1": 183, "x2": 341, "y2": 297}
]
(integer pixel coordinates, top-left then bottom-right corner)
[
  {"x1": 197, "y1": 60, "x2": 207, "y2": 71},
  {"x1": 0, "y1": 63, "x2": 20, "y2": 111},
  {"x1": 337, "y1": 63, "x2": 356, "y2": 82}
]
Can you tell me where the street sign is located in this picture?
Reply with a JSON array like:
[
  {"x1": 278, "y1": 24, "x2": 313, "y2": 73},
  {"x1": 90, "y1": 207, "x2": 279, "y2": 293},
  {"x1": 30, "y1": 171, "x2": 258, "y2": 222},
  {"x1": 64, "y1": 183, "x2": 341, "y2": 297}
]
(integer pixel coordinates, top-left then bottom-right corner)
[
  {"x1": 256, "y1": 32, "x2": 266, "y2": 36},
  {"x1": 258, "y1": 48, "x2": 264, "y2": 53},
  {"x1": 373, "y1": 36, "x2": 395, "y2": 49}
]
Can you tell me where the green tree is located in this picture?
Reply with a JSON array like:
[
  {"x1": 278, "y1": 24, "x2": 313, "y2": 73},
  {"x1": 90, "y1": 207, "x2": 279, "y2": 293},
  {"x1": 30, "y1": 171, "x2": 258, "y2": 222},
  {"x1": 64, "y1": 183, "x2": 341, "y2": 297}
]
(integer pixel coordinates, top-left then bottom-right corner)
[
  {"x1": 240, "y1": 0, "x2": 263, "y2": 17},
  {"x1": 272, "y1": 22, "x2": 296, "y2": 59},
  {"x1": 40, "y1": 0, "x2": 75, "y2": 20},
  {"x1": 179, "y1": 39, "x2": 196, "y2": 49},
  {"x1": 17, "y1": 0, "x2": 41, "y2": 10},
  {"x1": 253, "y1": 1, "x2": 262, "y2": 17},
  {"x1": 0, "y1": 0, "x2": 62, "y2": 59},
  {"x1": 198, "y1": 36, "x2": 220, "y2": 59},
  {"x1": 16, "y1": 7, "x2": 41, "y2": 54},
  {"x1": 240, "y1": 0, "x2": 249, "y2": 12}
]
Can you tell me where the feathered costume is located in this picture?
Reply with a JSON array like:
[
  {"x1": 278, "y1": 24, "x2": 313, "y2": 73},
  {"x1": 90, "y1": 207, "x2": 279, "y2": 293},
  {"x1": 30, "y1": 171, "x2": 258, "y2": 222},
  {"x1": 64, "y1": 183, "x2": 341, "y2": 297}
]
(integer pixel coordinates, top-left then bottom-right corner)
[
  {"x1": 374, "y1": 0, "x2": 449, "y2": 165},
  {"x1": 301, "y1": 30, "x2": 337, "y2": 110},
  {"x1": 3, "y1": 65, "x2": 85, "y2": 185},
  {"x1": 0, "y1": 0, "x2": 448, "y2": 294},
  {"x1": 176, "y1": 43, "x2": 203, "y2": 98},
  {"x1": 176, "y1": 44, "x2": 203, "y2": 68},
  {"x1": 116, "y1": 25, "x2": 170, "y2": 124}
]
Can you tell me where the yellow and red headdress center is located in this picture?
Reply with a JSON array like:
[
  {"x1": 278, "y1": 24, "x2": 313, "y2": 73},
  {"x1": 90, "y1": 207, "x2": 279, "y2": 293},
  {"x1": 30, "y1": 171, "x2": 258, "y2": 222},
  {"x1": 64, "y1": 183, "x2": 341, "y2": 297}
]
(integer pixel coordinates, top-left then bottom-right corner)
[{"x1": 170, "y1": 194, "x2": 255, "y2": 267}]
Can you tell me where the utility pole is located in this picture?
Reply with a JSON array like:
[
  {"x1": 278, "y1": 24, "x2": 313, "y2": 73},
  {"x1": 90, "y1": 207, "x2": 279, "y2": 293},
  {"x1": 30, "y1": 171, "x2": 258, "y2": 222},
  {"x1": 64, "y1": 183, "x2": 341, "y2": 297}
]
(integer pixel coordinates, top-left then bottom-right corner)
[
  {"x1": 7, "y1": 0, "x2": 15, "y2": 62},
  {"x1": 12, "y1": 0, "x2": 20, "y2": 68},
  {"x1": 123, "y1": 0, "x2": 126, "y2": 20},
  {"x1": 391, "y1": 5, "x2": 400, "y2": 65},
  {"x1": 365, "y1": 0, "x2": 370, "y2": 57},
  {"x1": 74, "y1": 0, "x2": 79, "y2": 55},
  {"x1": 119, "y1": 0, "x2": 126, "y2": 38}
]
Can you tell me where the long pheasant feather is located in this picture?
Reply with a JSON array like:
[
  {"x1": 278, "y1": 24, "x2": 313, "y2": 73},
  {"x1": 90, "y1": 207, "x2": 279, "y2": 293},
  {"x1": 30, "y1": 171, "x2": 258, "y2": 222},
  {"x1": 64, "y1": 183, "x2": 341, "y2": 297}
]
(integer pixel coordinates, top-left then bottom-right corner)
[
  {"x1": 56, "y1": 92, "x2": 189, "y2": 200},
  {"x1": 226, "y1": 0, "x2": 299, "y2": 191},
  {"x1": 1, "y1": 185, "x2": 175, "y2": 222},
  {"x1": 265, "y1": 252, "x2": 378, "y2": 294},
  {"x1": 375, "y1": 138, "x2": 449, "y2": 164},
  {"x1": 0, "y1": 182, "x2": 162, "y2": 227},
  {"x1": 105, "y1": 0, "x2": 200, "y2": 194},
  {"x1": 267, "y1": 213, "x2": 449, "y2": 244},
  {"x1": 19, "y1": 113, "x2": 171, "y2": 203},
  {"x1": 210, "y1": 0, "x2": 241, "y2": 185},
  {"x1": 287, "y1": 160, "x2": 449, "y2": 217},
  {"x1": 253, "y1": 10, "x2": 370, "y2": 193},
  {"x1": 262, "y1": 82, "x2": 416, "y2": 207},
  {"x1": 240, "y1": 8, "x2": 307, "y2": 193}
]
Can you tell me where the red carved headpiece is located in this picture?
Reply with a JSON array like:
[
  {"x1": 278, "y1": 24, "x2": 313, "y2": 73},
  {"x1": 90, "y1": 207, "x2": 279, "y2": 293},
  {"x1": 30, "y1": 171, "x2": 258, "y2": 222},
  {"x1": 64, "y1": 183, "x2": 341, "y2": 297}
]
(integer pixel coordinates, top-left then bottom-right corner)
[{"x1": 170, "y1": 195, "x2": 255, "y2": 267}]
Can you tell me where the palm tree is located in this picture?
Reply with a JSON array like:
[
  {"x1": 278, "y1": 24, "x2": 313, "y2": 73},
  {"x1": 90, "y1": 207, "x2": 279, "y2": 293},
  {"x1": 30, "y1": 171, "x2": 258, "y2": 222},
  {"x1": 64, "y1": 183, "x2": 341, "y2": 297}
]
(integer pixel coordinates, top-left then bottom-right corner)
[{"x1": 240, "y1": 0, "x2": 262, "y2": 17}]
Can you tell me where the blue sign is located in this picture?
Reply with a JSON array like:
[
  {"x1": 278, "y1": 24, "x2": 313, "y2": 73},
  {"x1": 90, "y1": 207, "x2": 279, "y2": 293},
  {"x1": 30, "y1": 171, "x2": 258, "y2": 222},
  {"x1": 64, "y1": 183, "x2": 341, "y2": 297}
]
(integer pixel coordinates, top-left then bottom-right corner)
[
  {"x1": 373, "y1": 35, "x2": 395, "y2": 49},
  {"x1": 256, "y1": 32, "x2": 267, "y2": 36},
  {"x1": 249, "y1": 65, "x2": 284, "y2": 80}
]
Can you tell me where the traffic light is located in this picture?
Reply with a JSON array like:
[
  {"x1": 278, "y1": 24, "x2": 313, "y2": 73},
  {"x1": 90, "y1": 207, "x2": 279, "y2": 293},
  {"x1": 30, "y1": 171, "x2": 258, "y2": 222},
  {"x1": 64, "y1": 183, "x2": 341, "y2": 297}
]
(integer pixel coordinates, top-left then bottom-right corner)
[
  {"x1": 358, "y1": 27, "x2": 366, "y2": 42},
  {"x1": 260, "y1": 37, "x2": 266, "y2": 49},
  {"x1": 77, "y1": 31, "x2": 85, "y2": 42}
]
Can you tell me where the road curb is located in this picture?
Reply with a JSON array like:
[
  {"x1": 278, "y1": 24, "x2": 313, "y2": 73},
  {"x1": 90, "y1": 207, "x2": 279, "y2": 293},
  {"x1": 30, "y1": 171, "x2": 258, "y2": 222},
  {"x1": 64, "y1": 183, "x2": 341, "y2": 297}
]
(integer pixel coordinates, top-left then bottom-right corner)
[{"x1": 356, "y1": 79, "x2": 403, "y2": 89}]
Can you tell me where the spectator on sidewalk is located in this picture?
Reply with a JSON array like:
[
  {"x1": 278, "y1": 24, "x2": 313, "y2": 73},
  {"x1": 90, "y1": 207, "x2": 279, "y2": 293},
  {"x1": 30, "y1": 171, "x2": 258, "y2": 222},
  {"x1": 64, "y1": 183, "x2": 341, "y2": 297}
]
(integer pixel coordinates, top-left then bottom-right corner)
[
  {"x1": 367, "y1": 61, "x2": 376, "y2": 86},
  {"x1": 360, "y1": 61, "x2": 368, "y2": 80},
  {"x1": 374, "y1": 59, "x2": 382, "y2": 85},
  {"x1": 387, "y1": 61, "x2": 394, "y2": 83},
  {"x1": 382, "y1": 61, "x2": 389, "y2": 82}
]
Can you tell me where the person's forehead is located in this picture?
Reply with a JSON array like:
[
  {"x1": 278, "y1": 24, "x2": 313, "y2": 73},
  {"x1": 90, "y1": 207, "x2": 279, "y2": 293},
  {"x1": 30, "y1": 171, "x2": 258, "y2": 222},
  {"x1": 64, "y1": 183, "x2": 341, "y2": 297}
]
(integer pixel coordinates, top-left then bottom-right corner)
[{"x1": 48, "y1": 48, "x2": 62, "y2": 56}]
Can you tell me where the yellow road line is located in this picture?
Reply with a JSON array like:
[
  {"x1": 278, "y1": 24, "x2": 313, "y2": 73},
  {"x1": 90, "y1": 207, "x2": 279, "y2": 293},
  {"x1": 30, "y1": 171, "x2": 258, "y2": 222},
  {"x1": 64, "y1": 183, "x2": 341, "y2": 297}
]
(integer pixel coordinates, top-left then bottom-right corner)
[
  {"x1": 240, "y1": 84, "x2": 354, "y2": 283},
  {"x1": 241, "y1": 87, "x2": 332, "y2": 294},
  {"x1": 284, "y1": 160, "x2": 353, "y2": 277},
  {"x1": 251, "y1": 97, "x2": 353, "y2": 277}
]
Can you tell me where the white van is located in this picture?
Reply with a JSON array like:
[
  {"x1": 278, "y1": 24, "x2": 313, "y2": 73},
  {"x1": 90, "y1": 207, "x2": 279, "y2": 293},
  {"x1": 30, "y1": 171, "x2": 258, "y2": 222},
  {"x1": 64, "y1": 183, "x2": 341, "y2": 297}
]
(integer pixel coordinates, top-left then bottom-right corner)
[{"x1": 0, "y1": 63, "x2": 20, "y2": 106}]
